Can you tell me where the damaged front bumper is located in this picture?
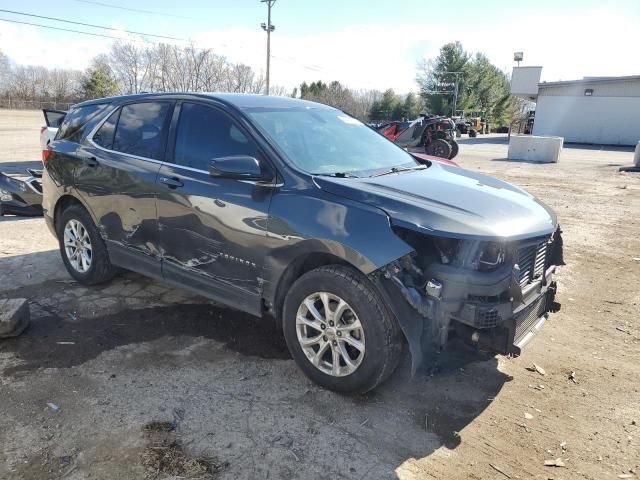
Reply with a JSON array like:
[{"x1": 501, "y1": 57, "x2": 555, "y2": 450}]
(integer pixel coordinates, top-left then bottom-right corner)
[
  {"x1": 0, "y1": 169, "x2": 43, "y2": 216},
  {"x1": 373, "y1": 230, "x2": 563, "y2": 373}
]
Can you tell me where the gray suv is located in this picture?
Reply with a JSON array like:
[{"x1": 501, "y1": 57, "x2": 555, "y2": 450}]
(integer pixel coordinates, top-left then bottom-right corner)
[{"x1": 42, "y1": 93, "x2": 563, "y2": 393}]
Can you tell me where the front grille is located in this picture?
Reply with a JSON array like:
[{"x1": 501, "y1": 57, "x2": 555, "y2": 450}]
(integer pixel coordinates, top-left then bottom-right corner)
[
  {"x1": 515, "y1": 238, "x2": 550, "y2": 288},
  {"x1": 476, "y1": 308, "x2": 500, "y2": 328},
  {"x1": 514, "y1": 295, "x2": 547, "y2": 340}
]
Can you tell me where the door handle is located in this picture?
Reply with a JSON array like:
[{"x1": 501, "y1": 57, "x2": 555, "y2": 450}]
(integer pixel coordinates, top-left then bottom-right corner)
[
  {"x1": 84, "y1": 156, "x2": 98, "y2": 167},
  {"x1": 159, "y1": 176, "x2": 184, "y2": 189}
]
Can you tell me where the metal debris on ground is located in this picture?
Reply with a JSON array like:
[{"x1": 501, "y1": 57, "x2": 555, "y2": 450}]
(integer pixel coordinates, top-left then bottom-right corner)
[
  {"x1": 524, "y1": 412, "x2": 534, "y2": 420},
  {"x1": 569, "y1": 371, "x2": 578, "y2": 383},
  {"x1": 544, "y1": 458, "x2": 566, "y2": 467},
  {"x1": 47, "y1": 402, "x2": 60, "y2": 412},
  {"x1": 527, "y1": 364, "x2": 546, "y2": 375},
  {"x1": 489, "y1": 463, "x2": 512, "y2": 478}
]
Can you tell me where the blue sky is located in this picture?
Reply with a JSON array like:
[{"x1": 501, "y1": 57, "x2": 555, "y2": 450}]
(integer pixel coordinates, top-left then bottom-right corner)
[{"x1": 1, "y1": 0, "x2": 639, "y2": 92}]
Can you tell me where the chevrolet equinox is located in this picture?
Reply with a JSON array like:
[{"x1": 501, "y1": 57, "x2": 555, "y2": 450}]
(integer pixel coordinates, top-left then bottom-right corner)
[{"x1": 42, "y1": 93, "x2": 563, "y2": 393}]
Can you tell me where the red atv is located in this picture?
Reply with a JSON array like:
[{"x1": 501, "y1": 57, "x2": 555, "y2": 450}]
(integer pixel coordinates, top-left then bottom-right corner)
[{"x1": 377, "y1": 114, "x2": 459, "y2": 160}]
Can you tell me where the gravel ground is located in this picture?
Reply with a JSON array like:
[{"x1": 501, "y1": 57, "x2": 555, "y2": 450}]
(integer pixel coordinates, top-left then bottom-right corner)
[{"x1": 0, "y1": 110, "x2": 639, "y2": 479}]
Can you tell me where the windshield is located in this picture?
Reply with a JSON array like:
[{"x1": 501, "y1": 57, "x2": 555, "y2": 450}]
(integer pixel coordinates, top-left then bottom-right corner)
[{"x1": 246, "y1": 107, "x2": 420, "y2": 176}]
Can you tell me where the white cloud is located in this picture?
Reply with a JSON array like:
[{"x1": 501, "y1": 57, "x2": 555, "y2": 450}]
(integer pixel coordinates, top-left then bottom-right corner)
[
  {"x1": 0, "y1": 21, "x2": 110, "y2": 71},
  {"x1": 1, "y1": 7, "x2": 638, "y2": 92}
]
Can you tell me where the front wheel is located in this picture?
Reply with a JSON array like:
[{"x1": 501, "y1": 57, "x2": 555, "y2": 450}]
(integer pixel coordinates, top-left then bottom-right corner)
[{"x1": 282, "y1": 265, "x2": 403, "y2": 393}]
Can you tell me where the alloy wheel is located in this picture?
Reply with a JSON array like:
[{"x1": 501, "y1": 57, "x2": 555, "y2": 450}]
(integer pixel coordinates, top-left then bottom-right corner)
[
  {"x1": 63, "y1": 219, "x2": 93, "y2": 273},
  {"x1": 295, "y1": 292, "x2": 365, "y2": 377}
]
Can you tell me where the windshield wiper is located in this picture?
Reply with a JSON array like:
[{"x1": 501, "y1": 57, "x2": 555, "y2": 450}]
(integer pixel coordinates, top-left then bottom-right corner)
[
  {"x1": 370, "y1": 165, "x2": 426, "y2": 178},
  {"x1": 315, "y1": 172, "x2": 359, "y2": 178}
]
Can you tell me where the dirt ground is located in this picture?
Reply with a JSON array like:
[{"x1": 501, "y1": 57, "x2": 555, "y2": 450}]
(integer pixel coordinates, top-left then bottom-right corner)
[{"x1": 0, "y1": 109, "x2": 639, "y2": 480}]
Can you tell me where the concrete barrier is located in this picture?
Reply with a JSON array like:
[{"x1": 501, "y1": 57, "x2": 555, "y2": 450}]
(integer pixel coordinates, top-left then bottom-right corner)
[
  {"x1": 508, "y1": 135, "x2": 564, "y2": 163},
  {"x1": 0, "y1": 298, "x2": 30, "y2": 338}
]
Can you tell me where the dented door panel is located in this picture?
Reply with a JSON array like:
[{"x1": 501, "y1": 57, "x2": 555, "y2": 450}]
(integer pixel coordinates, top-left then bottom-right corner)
[
  {"x1": 156, "y1": 163, "x2": 273, "y2": 298},
  {"x1": 73, "y1": 143, "x2": 163, "y2": 258}
]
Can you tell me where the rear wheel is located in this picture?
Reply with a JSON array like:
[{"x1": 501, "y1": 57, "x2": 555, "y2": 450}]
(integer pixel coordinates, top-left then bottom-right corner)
[
  {"x1": 57, "y1": 204, "x2": 118, "y2": 285},
  {"x1": 468, "y1": 129, "x2": 477, "y2": 138},
  {"x1": 282, "y1": 265, "x2": 403, "y2": 393},
  {"x1": 425, "y1": 138, "x2": 453, "y2": 159}
]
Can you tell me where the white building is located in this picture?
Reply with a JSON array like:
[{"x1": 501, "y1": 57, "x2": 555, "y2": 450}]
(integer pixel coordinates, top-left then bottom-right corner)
[{"x1": 511, "y1": 68, "x2": 640, "y2": 146}]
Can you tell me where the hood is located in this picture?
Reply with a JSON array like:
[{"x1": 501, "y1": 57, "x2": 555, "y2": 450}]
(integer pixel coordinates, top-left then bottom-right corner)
[{"x1": 314, "y1": 162, "x2": 557, "y2": 241}]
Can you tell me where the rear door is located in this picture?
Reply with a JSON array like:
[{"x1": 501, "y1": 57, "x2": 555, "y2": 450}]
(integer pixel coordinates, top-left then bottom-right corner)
[
  {"x1": 77, "y1": 101, "x2": 174, "y2": 275},
  {"x1": 156, "y1": 101, "x2": 275, "y2": 314}
]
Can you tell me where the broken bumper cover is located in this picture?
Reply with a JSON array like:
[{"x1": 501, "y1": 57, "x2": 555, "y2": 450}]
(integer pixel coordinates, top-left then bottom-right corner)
[
  {"x1": 373, "y1": 233, "x2": 562, "y2": 373},
  {"x1": 450, "y1": 265, "x2": 558, "y2": 356}
]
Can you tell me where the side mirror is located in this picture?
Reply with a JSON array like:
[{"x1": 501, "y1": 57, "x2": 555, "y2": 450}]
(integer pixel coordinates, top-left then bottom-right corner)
[{"x1": 208, "y1": 156, "x2": 273, "y2": 182}]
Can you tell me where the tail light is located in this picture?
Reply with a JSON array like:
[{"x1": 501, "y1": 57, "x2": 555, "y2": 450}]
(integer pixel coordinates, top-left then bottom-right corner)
[
  {"x1": 40, "y1": 126, "x2": 47, "y2": 134},
  {"x1": 42, "y1": 147, "x2": 52, "y2": 165}
]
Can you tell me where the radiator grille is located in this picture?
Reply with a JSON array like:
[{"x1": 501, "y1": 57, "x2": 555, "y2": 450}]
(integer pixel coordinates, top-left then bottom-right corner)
[
  {"x1": 516, "y1": 239, "x2": 549, "y2": 288},
  {"x1": 514, "y1": 295, "x2": 547, "y2": 341}
]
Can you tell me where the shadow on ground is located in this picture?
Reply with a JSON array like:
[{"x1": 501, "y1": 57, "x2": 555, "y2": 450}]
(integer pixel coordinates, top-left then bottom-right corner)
[
  {"x1": 1, "y1": 267, "x2": 510, "y2": 479},
  {"x1": 1, "y1": 302, "x2": 290, "y2": 376}
]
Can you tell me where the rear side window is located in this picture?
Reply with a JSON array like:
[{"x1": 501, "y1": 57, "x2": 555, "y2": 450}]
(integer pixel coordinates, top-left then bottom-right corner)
[
  {"x1": 174, "y1": 102, "x2": 259, "y2": 171},
  {"x1": 93, "y1": 109, "x2": 120, "y2": 149},
  {"x1": 57, "y1": 104, "x2": 109, "y2": 143},
  {"x1": 112, "y1": 102, "x2": 172, "y2": 160}
]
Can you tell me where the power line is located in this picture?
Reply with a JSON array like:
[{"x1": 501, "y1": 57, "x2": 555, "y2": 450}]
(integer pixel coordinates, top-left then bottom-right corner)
[
  {"x1": 0, "y1": 17, "x2": 134, "y2": 41},
  {"x1": 0, "y1": 16, "x2": 327, "y2": 76},
  {"x1": 0, "y1": 9, "x2": 186, "y2": 41},
  {"x1": 72, "y1": 0, "x2": 196, "y2": 20}
]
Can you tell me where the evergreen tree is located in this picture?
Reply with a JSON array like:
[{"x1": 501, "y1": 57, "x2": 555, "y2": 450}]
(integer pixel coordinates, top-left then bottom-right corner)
[{"x1": 81, "y1": 59, "x2": 118, "y2": 99}]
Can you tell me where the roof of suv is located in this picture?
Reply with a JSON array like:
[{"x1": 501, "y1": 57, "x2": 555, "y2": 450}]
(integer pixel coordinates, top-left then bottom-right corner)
[{"x1": 74, "y1": 92, "x2": 333, "y2": 111}]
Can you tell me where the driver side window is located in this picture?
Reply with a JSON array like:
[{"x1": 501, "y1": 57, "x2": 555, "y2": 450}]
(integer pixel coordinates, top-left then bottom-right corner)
[{"x1": 173, "y1": 102, "x2": 259, "y2": 171}]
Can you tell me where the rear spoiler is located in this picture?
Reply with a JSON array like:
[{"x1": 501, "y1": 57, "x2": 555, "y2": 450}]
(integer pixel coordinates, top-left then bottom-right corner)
[{"x1": 42, "y1": 109, "x2": 67, "y2": 128}]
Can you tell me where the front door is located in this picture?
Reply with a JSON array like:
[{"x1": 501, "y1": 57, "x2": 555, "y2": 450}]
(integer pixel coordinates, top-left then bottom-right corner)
[{"x1": 156, "y1": 101, "x2": 275, "y2": 315}]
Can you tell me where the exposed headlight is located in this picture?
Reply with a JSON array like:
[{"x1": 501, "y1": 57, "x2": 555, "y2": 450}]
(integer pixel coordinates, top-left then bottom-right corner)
[
  {"x1": 455, "y1": 240, "x2": 512, "y2": 271},
  {"x1": 477, "y1": 242, "x2": 507, "y2": 271}
]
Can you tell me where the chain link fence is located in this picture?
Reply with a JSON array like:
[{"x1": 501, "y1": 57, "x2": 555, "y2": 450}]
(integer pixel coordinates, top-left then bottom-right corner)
[{"x1": 0, "y1": 98, "x2": 74, "y2": 111}]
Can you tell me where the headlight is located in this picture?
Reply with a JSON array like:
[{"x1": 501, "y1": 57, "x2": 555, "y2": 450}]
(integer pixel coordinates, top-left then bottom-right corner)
[
  {"x1": 453, "y1": 240, "x2": 511, "y2": 271},
  {"x1": 477, "y1": 242, "x2": 507, "y2": 271}
]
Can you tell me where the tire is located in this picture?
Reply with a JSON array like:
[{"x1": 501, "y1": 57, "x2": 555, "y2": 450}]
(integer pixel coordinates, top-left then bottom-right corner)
[
  {"x1": 425, "y1": 138, "x2": 453, "y2": 159},
  {"x1": 282, "y1": 265, "x2": 403, "y2": 394},
  {"x1": 468, "y1": 129, "x2": 477, "y2": 138},
  {"x1": 449, "y1": 139, "x2": 459, "y2": 160},
  {"x1": 57, "y1": 204, "x2": 118, "y2": 285}
]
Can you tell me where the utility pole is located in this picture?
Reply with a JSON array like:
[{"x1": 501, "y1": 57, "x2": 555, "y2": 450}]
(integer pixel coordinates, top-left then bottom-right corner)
[
  {"x1": 261, "y1": 0, "x2": 276, "y2": 95},
  {"x1": 451, "y1": 72, "x2": 462, "y2": 117}
]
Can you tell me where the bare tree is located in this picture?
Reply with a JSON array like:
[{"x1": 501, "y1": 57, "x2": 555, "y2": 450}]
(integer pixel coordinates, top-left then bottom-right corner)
[{"x1": 109, "y1": 41, "x2": 154, "y2": 94}]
